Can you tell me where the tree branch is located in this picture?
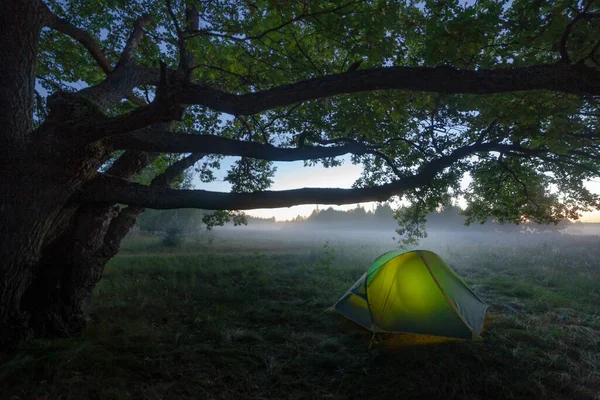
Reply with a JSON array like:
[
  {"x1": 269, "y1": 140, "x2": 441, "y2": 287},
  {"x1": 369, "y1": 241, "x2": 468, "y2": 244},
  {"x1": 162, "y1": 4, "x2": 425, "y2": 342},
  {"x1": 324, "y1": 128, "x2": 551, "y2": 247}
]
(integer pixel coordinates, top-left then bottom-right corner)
[
  {"x1": 100, "y1": 152, "x2": 205, "y2": 257},
  {"x1": 364, "y1": 150, "x2": 404, "y2": 178},
  {"x1": 126, "y1": 91, "x2": 147, "y2": 107},
  {"x1": 105, "y1": 150, "x2": 158, "y2": 180},
  {"x1": 103, "y1": 124, "x2": 175, "y2": 179},
  {"x1": 42, "y1": 4, "x2": 112, "y2": 73},
  {"x1": 117, "y1": 14, "x2": 154, "y2": 68},
  {"x1": 34, "y1": 89, "x2": 46, "y2": 119},
  {"x1": 83, "y1": 62, "x2": 600, "y2": 140},
  {"x1": 185, "y1": 1, "x2": 360, "y2": 42},
  {"x1": 78, "y1": 13, "x2": 154, "y2": 109},
  {"x1": 109, "y1": 131, "x2": 370, "y2": 160},
  {"x1": 560, "y1": 1, "x2": 599, "y2": 63},
  {"x1": 151, "y1": 152, "x2": 205, "y2": 186},
  {"x1": 174, "y1": 64, "x2": 600, "y2": 116},
  {"x1": 384, "y1": 137, "x2": 428, "y2": 155},
  {"x1": 81, "y1": 174, "x2": 417, "y2": 210},
  {"x1": 497, "y1": 157, "x2": 541, "y2": 212},
  {"x1": 87, "y1": 64, "x2": 184, "y2": 140},
  {"x1": 79, "y1": 142, "x2": 502, "y2": 209},
  {"x1": 165, "y1": 0, "x2": 189, "y2": 74},
  {"x1": 475, "y1": 119, "x2": 498, "y2": 144}
]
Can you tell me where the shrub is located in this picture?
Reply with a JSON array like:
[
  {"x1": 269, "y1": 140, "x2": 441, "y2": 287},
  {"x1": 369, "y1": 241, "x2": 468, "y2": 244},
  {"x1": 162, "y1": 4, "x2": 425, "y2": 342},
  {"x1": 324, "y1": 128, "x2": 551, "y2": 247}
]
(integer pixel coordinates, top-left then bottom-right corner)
[{"x1": 162, "y1": 225, "x2": 183, "y2": 247}]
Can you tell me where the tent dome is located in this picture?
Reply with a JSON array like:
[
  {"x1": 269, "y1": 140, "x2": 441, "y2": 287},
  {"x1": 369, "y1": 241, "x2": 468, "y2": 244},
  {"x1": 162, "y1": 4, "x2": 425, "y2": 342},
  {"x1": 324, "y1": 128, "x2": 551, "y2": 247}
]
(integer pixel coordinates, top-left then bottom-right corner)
[{"x1": 332, "y1": 250, "x2": 487, "y2": 340}]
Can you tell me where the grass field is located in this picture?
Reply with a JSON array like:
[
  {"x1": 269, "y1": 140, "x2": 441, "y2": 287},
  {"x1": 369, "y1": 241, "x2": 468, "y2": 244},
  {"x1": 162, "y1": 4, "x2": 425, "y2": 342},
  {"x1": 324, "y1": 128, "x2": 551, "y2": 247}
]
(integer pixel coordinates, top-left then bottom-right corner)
[{"x1": 1, "y1": 228, "x2": 600, "y2": 399}]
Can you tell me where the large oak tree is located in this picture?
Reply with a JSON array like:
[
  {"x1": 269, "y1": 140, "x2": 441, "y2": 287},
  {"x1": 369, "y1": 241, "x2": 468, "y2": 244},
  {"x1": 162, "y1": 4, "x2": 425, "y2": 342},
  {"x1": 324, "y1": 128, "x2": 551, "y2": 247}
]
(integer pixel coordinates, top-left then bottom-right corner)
[{"x1": 1, "y1": 0, "x2": 599, "y2": 347}]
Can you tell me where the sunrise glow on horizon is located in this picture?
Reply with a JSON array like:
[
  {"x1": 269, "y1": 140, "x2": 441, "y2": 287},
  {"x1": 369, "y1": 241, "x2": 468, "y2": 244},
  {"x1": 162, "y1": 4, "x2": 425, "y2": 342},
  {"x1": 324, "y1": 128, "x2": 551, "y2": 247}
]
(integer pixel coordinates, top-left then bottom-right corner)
[{"x1": 195, "y1": 157, "x2": 600, "y2": 223}]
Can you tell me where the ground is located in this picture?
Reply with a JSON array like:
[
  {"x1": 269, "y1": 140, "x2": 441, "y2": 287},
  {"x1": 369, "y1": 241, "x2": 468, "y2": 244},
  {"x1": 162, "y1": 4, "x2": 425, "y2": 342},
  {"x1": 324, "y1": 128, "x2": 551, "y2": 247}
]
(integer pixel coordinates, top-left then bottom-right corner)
[{"x1": 1, "y1": 227, "x2": 599, "y2": 400}]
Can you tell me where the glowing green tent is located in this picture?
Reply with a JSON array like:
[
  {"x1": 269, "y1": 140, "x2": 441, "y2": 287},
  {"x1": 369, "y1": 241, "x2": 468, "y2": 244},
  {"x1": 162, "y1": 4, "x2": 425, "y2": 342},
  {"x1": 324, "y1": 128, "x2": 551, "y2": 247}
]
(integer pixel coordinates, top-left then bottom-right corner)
[{"x1": 331, "y1": 250, "x2": 487, "y2": 340}]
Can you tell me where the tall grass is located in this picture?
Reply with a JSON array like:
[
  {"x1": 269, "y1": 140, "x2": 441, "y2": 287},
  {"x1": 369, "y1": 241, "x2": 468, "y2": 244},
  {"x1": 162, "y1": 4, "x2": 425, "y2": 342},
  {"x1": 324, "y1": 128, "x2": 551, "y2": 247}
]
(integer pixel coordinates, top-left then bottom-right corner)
[{"x1": 1, "y1": 229, "x2": 599, "y2": 399}]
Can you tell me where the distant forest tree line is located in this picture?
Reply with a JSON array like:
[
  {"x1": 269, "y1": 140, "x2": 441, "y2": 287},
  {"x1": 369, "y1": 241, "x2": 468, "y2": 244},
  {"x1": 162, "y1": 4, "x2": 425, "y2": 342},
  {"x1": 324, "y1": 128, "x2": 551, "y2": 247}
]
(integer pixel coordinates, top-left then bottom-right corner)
[{"x1": 134, "y1": 203, "x2": 577, "y2": 235}]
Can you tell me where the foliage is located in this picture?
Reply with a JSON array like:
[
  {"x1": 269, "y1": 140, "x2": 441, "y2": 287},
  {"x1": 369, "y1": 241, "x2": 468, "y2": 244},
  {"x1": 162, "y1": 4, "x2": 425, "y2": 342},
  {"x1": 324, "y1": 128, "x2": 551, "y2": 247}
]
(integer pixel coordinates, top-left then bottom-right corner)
[
  {"x1": 224, "y1": 158, "x2": 276, "y2": 193},
  {"x1": 202, "y1": 210, "x2": 248, "y2": 231},
  {"x1": 35, "y1": 0, "x2": 600, "y2": 244},
  {"x1": 136, "y1": 208, "x2": 252, "y2": 233},
  {"x1": 319, "y1": 240, "x2": 336, "y2": 268}
]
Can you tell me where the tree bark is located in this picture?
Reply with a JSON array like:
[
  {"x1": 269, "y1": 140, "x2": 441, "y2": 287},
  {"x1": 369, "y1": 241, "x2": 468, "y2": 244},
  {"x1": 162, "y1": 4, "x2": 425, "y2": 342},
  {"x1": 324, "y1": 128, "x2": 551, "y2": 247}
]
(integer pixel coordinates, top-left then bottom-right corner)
[
  {"x1": 0, "y1": 140, "x2": 112, "y2": 346},
  {"x1": 20, "y1": 152, "x2": 202, "y2": 338},
  {"x1": 18, "y1": 147, "x2": 157, "y2": 337},
  {"x1": 0, "y1": 0, "x2": 45, "y2": 153},
  {"x1": 0, "y1": 7, "x2": 127, "y2": 345},
  {"x1": 0, "y1": 0, "x2": 53, "y2": 347},
  {"x1": 0, "y1": 1, "x2": 164, "y2": 347},
  {"x1": 20, "y1": 203, "x2": 120, "y2": 337}
]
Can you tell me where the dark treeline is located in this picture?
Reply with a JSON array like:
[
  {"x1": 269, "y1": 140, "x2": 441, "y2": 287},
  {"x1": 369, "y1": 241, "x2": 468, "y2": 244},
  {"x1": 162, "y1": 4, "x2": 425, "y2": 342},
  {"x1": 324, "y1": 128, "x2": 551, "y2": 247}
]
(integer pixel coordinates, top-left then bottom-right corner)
[
  {"x1": 288, "y1": 204, "x2": 573, "y2": 233},
  {"x1": 134, "y1": 204, "x2": 576, "y2": 235},
  {"x1": 135, "y1": 208, "x2": 276, "y2": 234}
]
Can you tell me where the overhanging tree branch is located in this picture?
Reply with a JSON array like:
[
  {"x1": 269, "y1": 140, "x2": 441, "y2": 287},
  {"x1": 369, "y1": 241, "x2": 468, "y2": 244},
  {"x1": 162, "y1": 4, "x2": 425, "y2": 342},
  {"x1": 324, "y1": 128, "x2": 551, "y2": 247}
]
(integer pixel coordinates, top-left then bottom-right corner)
[
  {"x1": 98, "y1": 152, "x2": 205, "y2": 270},
  {"x1": 117, "y1": 15, "x2": 154, "y2": 68},
  {"x1": 184, "y1": 1, "x2": 360, "y2": 42},
  {"x1": 169, "y1": 64, "x2": 600, "y2": 116},
  {"x1": 81, "y1": 140, "x2": 599, "y2": 211},
  {"x1": 109, "y1": 131, "x2": 370, "y2": 160},
  {"x1": 96, "y1": 62, "x2": 599, "y2": 119},
  {"x1": 80, "y1": 62, "x2": 600, "y2": 141},
  {"x1": 81, "y1": 174, "x2": 417, "y2": 210},
  {"x1": 79, "y1": 142, "x2": 504, "y2": 209},
  {"x1": 42, "y1": 3, "x2": 112, "y2": 73},
  {"x1": 560, "y1": 1, "x2": 599, "y2": 63}
]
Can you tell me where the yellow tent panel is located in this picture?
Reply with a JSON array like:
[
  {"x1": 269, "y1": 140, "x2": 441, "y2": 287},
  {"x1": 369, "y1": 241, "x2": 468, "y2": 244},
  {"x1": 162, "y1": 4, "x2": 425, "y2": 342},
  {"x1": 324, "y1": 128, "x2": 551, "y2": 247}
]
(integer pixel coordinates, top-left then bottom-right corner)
[{"x1": 332, "y1": 250, "x2": 487, "y2": 340}]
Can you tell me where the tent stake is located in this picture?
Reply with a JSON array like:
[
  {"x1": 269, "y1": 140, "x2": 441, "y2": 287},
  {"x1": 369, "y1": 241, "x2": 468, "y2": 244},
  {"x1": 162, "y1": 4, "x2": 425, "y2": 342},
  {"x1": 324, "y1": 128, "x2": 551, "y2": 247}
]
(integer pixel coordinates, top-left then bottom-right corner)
[{"x1": 368, "y1": 333, "x2": 376, "y2": 350}]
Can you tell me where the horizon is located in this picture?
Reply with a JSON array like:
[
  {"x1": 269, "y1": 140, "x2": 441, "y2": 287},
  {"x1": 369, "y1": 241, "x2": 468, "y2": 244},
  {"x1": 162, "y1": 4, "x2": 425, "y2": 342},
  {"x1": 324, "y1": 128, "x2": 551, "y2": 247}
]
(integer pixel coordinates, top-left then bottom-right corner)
[{"x1": 194, "y1": 156, "x2": 600, "y2": 223}]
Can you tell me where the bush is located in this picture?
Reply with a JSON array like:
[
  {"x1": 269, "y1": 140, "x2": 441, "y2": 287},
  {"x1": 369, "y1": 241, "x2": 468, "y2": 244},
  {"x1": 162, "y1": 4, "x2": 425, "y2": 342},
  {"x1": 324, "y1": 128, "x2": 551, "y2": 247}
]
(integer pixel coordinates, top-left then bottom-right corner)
[{"x1": 162, "y1": 225, "x2": 183, "y2": 247}]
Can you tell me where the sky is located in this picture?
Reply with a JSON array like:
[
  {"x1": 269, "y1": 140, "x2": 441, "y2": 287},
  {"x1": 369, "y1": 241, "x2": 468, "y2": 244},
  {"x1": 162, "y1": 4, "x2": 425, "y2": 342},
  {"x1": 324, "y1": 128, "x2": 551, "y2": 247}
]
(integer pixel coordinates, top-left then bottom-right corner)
[
  {"x1": 194, "y1": 155, "x2": 380, "y2": 221},
  {"x1": 194, "y1": 157, "x2": 600, "y2": 223}
]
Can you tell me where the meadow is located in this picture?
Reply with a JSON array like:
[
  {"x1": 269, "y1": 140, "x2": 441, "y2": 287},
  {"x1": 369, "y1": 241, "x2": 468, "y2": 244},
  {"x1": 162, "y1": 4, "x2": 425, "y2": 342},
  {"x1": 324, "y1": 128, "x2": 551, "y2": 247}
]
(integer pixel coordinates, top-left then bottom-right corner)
[{"x1": 1, "y1": 227, "x2": 600, "y2": 400}]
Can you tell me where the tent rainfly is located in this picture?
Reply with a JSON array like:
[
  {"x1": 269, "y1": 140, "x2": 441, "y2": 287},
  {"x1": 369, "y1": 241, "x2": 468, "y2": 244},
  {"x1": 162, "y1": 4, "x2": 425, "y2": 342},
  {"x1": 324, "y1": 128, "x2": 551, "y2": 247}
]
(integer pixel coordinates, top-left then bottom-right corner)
[{"x1": 331, "y1": 250, "x2": 487, "y2": 340}]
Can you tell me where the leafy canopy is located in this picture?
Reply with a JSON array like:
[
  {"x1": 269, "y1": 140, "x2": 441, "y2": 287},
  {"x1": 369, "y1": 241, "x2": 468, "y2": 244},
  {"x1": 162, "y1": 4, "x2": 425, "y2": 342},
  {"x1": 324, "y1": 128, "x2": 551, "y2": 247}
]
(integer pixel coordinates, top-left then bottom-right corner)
[{"x1": 37, "y1": 0, "x2": 600, "y2": 244}]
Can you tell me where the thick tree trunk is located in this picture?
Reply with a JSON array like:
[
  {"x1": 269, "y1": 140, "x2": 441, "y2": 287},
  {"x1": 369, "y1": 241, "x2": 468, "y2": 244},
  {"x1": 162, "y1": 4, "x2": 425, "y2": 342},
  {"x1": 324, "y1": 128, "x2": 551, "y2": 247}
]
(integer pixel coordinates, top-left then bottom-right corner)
[
  {"x1": 19, "y1": 150, "x2": 158, "y2": 337},
  {"x1": 22, "y1": 205, "x2": 145, "y2": 337},
  {"x1": 0, "y1": 0, "x2": 44, "y2": 154},
  {"x1": 0, "y1": 1, "x2": 117, "y2": 344},
  {"x1": 19, "y1": 150, "x2": 201, "y2": 338},
  {"x1": 20, "y1": 204, "x2": 120, "y2": 337},
  {"x1": 1, "y1": 0, "x2": 201, "y2": 348},
  {"x1": 0, "y1": 0, "x2": 54, "y2": 347},
  {"x1": 0, "y1": 163, "x2": 89, "y2": 346},
  {"x1": 0, "y1": 0, "x2": 181, "y2": 348},
  {"x1": 0, "y1": 14, "x2": 166, "y2": 344},
  {"x1": 0, "y1": 137, "x2": 114, "y2": 343}
]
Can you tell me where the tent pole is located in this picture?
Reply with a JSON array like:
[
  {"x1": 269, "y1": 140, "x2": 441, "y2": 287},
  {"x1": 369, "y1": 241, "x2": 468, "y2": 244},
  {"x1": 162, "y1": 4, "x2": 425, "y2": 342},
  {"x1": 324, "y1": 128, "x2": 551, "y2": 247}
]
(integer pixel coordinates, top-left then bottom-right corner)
[{"x1": 368, "y1": 333, "x2": 376, "y2": 350}]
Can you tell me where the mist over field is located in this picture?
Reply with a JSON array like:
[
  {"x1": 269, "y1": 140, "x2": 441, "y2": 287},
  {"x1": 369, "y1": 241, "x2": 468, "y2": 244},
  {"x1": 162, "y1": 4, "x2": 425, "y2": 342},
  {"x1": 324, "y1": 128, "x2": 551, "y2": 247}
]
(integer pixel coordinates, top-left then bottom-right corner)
[
  {"x1": 4, "y1": 213, "x2": 600, "y2": 399},
  {"x1": 131, "y1": 203, "x2": 600, "y2": 253},
  {"x1": 160, "y1": 217, "x2": 600, "y2": 256},
  {"x1": 215, "y1": 221, "x2": 600, "y2": 243}
]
